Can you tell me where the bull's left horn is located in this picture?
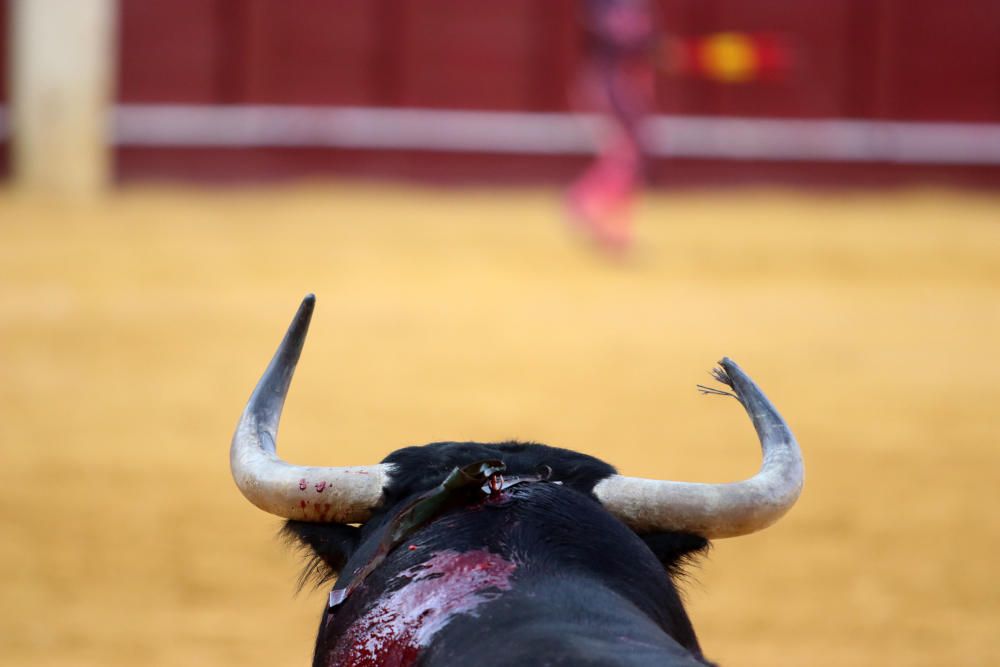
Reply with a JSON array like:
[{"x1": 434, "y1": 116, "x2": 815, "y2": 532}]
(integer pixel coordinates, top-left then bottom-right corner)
[
  {"x1": 593, "y1": 358, "x2": 803, "y2": 539},
  {"x1": 230, "y1": 295, "x2": 392, "y2": 523}
]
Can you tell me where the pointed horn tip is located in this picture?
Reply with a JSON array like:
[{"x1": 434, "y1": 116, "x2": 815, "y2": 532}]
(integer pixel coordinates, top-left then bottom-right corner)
[{"x1": 287, "y1": 294, "x2": 316, "y2": 332}]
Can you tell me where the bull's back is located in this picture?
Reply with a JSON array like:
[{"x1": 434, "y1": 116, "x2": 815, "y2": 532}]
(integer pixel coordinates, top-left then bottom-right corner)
[{"x1": 418, "y1": 574, "x2": 712, "y2": 666}]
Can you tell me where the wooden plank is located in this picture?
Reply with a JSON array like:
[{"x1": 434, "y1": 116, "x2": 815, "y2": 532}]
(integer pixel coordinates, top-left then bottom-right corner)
[
  {"x1": 884, "y1": 0, "x2": 1000, "y2": 121},
  {"x1": 118, "y1": 0, "x2": 220, "y2": 102},
  {"x1": 241, "y1": 0, "x2": 382, "y2": 105}
]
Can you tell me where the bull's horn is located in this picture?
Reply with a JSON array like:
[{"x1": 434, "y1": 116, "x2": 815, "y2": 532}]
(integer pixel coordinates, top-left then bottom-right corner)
[
  {"x1": 593, "y1": 358, "x2": 803, "y2": 539},
  {"x1": 230, "y1": 294, "x2": 392, "y2": 523}
]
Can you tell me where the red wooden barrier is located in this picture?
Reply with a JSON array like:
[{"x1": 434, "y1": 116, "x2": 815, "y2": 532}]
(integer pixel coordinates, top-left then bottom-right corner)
[
  {"x1": 4, "y1": 0, "x2": 1000, "y2": 184},
  {"x1": 115, "y1": 0, "x2": 1000, "y2": 121}
]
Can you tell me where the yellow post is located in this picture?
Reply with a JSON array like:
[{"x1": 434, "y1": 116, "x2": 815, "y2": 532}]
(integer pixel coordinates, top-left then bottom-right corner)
[{"x1": 10, "y1": 0, "x2": 116, "y2": 198}]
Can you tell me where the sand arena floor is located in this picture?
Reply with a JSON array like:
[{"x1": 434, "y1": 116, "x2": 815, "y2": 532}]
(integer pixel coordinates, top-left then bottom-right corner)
[{"x1": 1, "y1": 184, "x2": 998, "y2": 666}]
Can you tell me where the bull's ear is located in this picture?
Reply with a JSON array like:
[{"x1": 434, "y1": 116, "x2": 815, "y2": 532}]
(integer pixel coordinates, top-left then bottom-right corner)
[
  {"x1": 281, "y1": 521, "x2": 361, "y2": 589},
  {"x1": 640, "y1": 532, "x2": 710, "y2": 579}
]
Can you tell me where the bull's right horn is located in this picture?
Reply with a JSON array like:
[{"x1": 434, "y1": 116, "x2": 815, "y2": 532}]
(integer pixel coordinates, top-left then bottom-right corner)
[
  {"x1": 230, "y1": 294, "x2": 393, "y2": 523},
  {"x1": 593, "y1": 358, "x2": 803, "y2": 539}
]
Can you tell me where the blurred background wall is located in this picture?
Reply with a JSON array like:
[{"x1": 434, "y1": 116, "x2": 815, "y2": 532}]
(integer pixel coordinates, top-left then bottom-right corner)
[{"x1": 2, "y1": 0, "x2": 1000, "y2": 187}]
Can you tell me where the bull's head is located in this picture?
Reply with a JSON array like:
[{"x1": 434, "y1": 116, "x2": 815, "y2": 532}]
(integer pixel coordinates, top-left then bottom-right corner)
[
  {"x1": 233, "y1": 294, "x2": 802, "y2": 537},
  {"x1": 230, "y1": 295, "x2": 804, "y2": 665}
]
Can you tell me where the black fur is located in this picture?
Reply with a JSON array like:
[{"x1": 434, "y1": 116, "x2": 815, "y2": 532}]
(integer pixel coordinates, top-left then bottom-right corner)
[
  {"x1": 642, "y1": 532, "x2": 711, "y2": 581},
  {"x1": 281, "y1": 441, "x2": 714, "y2": 666},
  {"x1": 379, "y1": 440, "x2": 617, "y2": 506},
  {"x1": 281, "y1": 521, "x2": 360, "y2": 589}
]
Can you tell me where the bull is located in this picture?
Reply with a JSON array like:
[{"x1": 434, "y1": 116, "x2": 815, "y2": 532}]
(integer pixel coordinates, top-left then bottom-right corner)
[{"x1": 231, "y1": 295, "x2": 803, "y2": 666}]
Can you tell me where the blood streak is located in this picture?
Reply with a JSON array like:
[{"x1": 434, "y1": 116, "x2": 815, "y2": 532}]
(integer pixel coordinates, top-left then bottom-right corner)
[{"x1": 327, "y1": 549, "x2": 516, "y2": 667}]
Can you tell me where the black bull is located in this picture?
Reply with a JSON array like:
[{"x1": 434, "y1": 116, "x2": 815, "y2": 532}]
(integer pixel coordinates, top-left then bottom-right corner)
[{"x1": 230, "y1": 296, "x2": 803, "y2": 666}]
